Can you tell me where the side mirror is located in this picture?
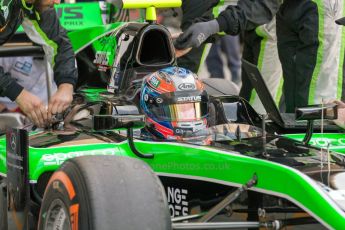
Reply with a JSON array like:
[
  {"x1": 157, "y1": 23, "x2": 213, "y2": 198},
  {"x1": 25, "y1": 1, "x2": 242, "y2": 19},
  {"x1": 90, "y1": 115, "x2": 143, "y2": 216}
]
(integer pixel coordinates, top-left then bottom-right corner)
[
  {"x1": 93, "y1": 114, "x2": 153, "y2": 159},
  {"x1": 93, "y1": 115, "x2": 145, "y2": 131},
  {"x1": 295, "y1": 103, "x2": 338, "y2": 121}
]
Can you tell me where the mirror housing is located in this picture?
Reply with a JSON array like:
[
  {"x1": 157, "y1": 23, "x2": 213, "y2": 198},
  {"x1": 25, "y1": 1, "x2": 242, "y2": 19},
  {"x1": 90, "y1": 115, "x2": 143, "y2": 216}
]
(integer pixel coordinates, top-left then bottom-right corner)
[
  {"x1": 109, "y1": 0, "x2": 181, "y2": 9},
  {"x1": 107, "y1": 0, "x2": 181, "y2": 21},
  {"x1": 93, "y1": 115, "x2": 145, "y2": 131},
  {"x1": 295, "y1": 103, "x2": 338, "y2": 121}
]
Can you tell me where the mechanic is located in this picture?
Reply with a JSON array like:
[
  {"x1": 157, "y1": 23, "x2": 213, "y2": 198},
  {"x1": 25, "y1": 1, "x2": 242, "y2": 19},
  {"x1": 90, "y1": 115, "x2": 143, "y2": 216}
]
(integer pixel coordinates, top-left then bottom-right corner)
[
  {"x1": 240, "y1": 17, "x2": 283, "y2": 114},
  {"x1": 0, "y1": 56, "x2": 57, "y2": 112},
  {"x1": 175, "y1": 0, "x2": 345, "y2": 113},
  {"x1": 140, "y1": 66, "x2": 210, "y2": 141},
  {"x1": 0, "y1": 0, "x2": 77, "y2": 127},
  {"x1": 277, "y1": 1, "x2": 345, "y2": 112}
]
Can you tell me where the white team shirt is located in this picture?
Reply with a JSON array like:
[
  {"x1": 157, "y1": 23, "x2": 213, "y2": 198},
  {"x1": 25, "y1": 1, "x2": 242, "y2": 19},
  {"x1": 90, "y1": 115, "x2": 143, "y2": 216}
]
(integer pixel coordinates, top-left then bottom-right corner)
[{"x1": 0, "y1": 57, "x2": 57, "y2": 110}]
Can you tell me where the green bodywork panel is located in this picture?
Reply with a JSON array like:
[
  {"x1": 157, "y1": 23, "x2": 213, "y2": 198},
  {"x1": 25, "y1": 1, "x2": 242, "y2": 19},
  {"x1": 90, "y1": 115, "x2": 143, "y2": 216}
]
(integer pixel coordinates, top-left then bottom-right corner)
[
  {"x1": 285, "y1": 133, "x2": 345, "y2": 154},
  {"x1": 79, "y1": 88, "x2": 108, "y2": 101},
  {"x1": 68, "y1": 23, "x2": 122, "y2": 54},
  {"x1": 0, "y1": 134, "x2": 345, "y2": 229}
]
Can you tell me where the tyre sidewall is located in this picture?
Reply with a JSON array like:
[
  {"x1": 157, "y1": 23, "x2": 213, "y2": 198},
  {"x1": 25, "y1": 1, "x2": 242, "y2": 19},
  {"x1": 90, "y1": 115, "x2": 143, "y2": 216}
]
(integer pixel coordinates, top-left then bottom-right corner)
[
  {"x1": 38, "y1": 167, "x2": 90, "y2": 230},
  {"x1": 39, "y1": 156, "x2": 171, "y2": 230}
]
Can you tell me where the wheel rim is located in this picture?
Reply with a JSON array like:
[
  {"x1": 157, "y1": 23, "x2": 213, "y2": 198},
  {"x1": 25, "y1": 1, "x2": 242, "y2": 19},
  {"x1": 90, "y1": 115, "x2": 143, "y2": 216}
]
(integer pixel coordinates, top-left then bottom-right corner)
[{"x1": 43, "y1": 199, "x2": 71, "y2": 230}]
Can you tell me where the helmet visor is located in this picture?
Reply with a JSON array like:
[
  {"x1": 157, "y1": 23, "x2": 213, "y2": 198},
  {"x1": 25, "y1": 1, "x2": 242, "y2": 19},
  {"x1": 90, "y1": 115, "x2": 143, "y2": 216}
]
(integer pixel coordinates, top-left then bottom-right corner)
[{"x1": 150, "y1": 102, "x2": 208, "y2": 122}]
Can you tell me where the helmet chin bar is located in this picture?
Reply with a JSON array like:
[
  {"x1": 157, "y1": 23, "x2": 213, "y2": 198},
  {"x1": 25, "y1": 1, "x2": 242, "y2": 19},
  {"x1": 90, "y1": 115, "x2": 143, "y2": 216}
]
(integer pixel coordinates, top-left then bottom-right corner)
[{"x1": 173, "y1": 120, "x2": 207, "y2": 136}]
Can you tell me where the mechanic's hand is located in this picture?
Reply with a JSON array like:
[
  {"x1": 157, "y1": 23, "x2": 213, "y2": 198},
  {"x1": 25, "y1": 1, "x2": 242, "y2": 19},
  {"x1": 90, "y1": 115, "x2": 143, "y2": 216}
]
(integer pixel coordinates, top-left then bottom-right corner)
[
  {"x1": 174, "y1": 20, "x2": 220, "y2": 50},
  {"x1": 15, "y1": 89, "x2": 48, "y2": 127},
  {"x1": 48, "y1": 83, "x2": 73, "y2": 121},
  {"x1": 172, "y1": 33, "x2": 192, "y2": 58},
  {"x1": 326, "y1": 100, "x2": 345, "y2": 129},
  {"x1": 175, "y1": 47, "x2": 193, "y2": 58},
  {"x1": 0, "y1": 103, "x2": 7, "y2": 113},
  {"x1": 334, "y1": 110, "x2": 345, "y2": 129},
  {"x1": 333, "y1": 100, "x2": 345, "y2": 108}
]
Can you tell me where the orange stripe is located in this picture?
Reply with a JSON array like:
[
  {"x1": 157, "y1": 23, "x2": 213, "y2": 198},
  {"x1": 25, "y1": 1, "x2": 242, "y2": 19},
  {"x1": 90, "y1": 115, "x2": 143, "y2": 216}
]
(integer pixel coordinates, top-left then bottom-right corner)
[
  {"x1": 48, "y1": 171, "x2": 76, "y2": 200},
  {"x1": 70, "y1": 204, "x2": 79, "y2": 230}
]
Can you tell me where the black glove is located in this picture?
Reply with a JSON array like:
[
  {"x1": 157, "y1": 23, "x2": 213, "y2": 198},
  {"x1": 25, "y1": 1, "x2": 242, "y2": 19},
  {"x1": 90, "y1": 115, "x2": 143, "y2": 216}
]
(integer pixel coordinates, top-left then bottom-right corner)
[{"x1": 174, "y1": 20, "x2": 220, "y2": 49}]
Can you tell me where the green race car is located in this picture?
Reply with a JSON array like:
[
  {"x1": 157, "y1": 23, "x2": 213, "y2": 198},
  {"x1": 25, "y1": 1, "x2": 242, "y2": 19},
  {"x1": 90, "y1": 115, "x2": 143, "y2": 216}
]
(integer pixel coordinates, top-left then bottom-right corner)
[{"x1": 1, "y1": 1, "x2": 345, "y2": 229}]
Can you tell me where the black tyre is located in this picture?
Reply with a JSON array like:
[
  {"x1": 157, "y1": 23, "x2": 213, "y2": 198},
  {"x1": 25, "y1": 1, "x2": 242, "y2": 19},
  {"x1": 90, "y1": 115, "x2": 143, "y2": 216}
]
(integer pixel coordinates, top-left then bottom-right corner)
[
  {"x1": 38, "y1": 156, "x2": 171, "y2": 230},
  {"x1": 0, "y1": 179, "x2": 7, "y2": 230}
]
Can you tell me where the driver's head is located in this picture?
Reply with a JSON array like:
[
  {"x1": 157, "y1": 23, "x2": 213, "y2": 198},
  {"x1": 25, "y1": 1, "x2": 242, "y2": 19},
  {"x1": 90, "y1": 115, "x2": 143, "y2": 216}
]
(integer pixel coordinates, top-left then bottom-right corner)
[{"x1": 140, "y1": 67, "x2": 209, "y2": 140}]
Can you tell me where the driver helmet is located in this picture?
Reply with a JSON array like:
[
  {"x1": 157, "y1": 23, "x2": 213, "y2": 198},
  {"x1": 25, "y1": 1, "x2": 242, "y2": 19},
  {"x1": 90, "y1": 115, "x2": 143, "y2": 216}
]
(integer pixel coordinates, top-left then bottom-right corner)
[{"x1": 140, "y1": 67, "x2": 209, "y2": 140}]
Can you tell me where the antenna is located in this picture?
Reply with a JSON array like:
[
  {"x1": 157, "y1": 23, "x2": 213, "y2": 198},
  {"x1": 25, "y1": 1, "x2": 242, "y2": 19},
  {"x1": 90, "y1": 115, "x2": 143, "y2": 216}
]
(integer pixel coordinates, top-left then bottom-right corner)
[
  {"x1": 262, "y1": 114, "x2": 269, "y2": 158},
  {"x1": 320, "y1": 100, "x2": 324, "y2": 181},
  {"x1": 44, "y1": 56, "x2": 53, "y2": 101},
  {"x1": 327, "y1": 142, "x2": 331, "y2": 187}
]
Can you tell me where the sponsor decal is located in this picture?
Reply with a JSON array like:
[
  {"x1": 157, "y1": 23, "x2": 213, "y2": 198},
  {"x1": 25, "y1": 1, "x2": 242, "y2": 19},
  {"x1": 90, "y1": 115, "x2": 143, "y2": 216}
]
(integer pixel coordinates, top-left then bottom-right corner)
[
  {"x1": 307, "y1": 138, "x2": 345, "y2": 148},
  {"x1": 94, "y1": 36, "x2": 117, "y2": 72},
  {"x1": 178, "y1": 83, "x2": 195, "y2": 91},
  {"x1": 177, "y1": 96, "x2": 201, "y2": 102},
  {"x1": 16, "y1": 3, "x2": 104, "y2": 32},
  {"x1": 174, "y1": 128, "x2": 193, "y2": 136},
  {"x1": 14, "y1": 61, "x2": 32, "y2": 76},
  {"x1": 94, "y1": 51, "x2": 110, "y2": 71},
  {"x1": 156, "y1": 98, "x2": 164, "y2": 104},
  {"x1": 150, "y1": 76, "x2": 160, "y2": 88},
  {"x1": 175, "y1": 68, "x2": 187, "y2": 77},
  {"x1": 162, "y1": 67, "x2": 177, "y2": 76},
  {"x1": 338, "y1": 138, "x2": 345, "y2": 146},
  {"x1": 197, "y1": 33, "x2": 206, "y2": 45},
  {"x1": 57, "y1": 6, "x2": 83, "y2": 20},
  {"x1": 42, "y1": 149, "x2": 117, "y2": 166},
  {"x1": 56, "y1": 6, "x2": 84, "y2": 27},
  {"x1": 167, "y1": 187, "x2": 188, "y2": 217}
]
